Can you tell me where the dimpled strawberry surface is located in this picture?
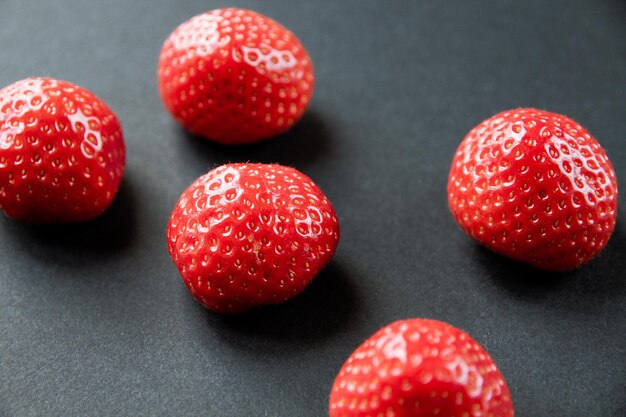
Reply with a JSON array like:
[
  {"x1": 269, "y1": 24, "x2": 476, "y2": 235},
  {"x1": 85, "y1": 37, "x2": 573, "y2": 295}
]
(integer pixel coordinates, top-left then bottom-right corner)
[
  {"x1": 167, "y1": 163, "x2": 339, "y2": 314},
  {"x1": 157, "y1": 8, "x2": 314, "y2": 144},
  {"x1": 448, "y1": 108, "x2": 618, "y2": 271},
  {"x1": 0, "y1": 77, "x2": 125, "y2": 223},
  {"x1": 329, "y1": 319, "x2": 514, "y2": 417}
]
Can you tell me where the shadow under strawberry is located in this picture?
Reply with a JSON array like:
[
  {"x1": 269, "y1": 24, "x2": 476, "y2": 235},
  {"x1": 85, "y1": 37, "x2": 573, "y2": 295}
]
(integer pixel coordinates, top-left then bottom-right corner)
[
  {"x1": 188, "y1": 261, "x2": 362, "y2": 355},
  {"x1": 0, "y1": 176, "x2": 138, "y2": 268},
  {"x1": 471, "y1": 220, "x2": 626, "y2": 311},
  {"x1": 175, "y1": 110, "x2": 336, "y2": 173}
]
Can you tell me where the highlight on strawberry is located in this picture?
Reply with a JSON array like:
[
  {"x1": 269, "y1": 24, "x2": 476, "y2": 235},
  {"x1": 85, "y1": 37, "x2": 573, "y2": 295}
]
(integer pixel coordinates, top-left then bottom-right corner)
[
  {"x1": 448, "y1": 108, "x2": 618, "y2": 271},
  {"x1": 158, "y1": 8, "x2": 315, "y2": 144},
  {"x1": 329, "y1": 319, "x2": 515, "y2": 417},
  {"x1": 0, "y1": 77, "x2": 125, "y2": 223},
  {"x1": 167, "y1": 163, "x2": 339, "y2": 314}
]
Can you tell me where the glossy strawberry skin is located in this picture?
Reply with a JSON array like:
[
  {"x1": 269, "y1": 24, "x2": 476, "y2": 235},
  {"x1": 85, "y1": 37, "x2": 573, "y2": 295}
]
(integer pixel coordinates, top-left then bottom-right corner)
[
  {"x1": 0, "y1": 78, "x2": 125, "y2": 223},
  {"x1": 329, "y1": 319, "x2": 514, "y2": 417},
  {"x1": 167, "y1": 163, "x2": 339, "y2": 314},
  {"x1": 157, "y1": 8, "x2": 314, "y2": 144},
  {"x1": 448, "y1": 108, "x2": 618, "y2": 271}
]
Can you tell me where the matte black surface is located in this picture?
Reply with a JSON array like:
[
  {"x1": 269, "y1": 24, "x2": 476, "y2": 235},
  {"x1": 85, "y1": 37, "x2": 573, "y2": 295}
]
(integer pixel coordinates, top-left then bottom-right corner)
[{"x1": 1, "y1": 0, "x2": 625, "y2": 416}]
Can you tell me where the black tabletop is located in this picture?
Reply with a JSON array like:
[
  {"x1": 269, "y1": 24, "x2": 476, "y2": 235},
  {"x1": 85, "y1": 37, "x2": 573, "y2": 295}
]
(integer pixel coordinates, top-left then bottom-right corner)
[{"x1": 1, "y1": 0, "x2": 625, "y2": 416}]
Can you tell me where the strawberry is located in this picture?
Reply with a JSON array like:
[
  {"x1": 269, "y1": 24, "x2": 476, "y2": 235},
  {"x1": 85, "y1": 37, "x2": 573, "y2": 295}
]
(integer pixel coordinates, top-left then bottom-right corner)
[
  {"x1": 157, "y1": 8, "x2": 314, "y2": 144},
  {"x1": 0, "y1": 77, "x2": 125, "y2": 223},
  {"x1": 329, "y1": 319, "x2": 514, "y2": 417},
  {"x1": 448, "y1": 108, "x2": 618, "y2": 271},
  {"x1": 167, "y1": 163, "x2": 339, "y2": 314}
]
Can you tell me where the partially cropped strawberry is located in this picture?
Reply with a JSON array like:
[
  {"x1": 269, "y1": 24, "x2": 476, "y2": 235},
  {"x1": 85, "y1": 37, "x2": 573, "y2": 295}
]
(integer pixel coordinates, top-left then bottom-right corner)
[
  {"x1": 157, "y1": 8, "x2": 314, "y2": 144},
  {"x1": 448, "y1": 108, "x2": 618, "y2": 271},
  {"x1": 167, "y1": 163, "x2": 339, "y2": 313},
  {"x1": 0, "y1": 77, "x2": 125, "y2": 223},
  {"x1": 329, "y1": 319, "x2": 514, "y2": 417}
]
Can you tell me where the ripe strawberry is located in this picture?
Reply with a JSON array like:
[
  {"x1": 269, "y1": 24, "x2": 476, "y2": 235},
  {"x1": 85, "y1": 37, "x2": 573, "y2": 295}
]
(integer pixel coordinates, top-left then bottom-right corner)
[
  {"x1": 448, "y1": 108, "x2": 618, "y2": 271},
  {"x1": 329, "y1": 319, "x2": 514, "y2": 417},
  {"x1": 167, "y1": 163, "x2": 339, "y2": 314},
  {"x1": 157, "y1": 8, "x2": 314, "y2": 144},
  {"x1": 0, "y1": 77, "x2": 125, "y2": 223}
]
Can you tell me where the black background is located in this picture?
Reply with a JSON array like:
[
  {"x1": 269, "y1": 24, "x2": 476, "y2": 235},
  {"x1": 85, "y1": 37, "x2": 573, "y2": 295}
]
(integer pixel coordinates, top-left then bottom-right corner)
[{"x1": 1, "y1": 0, "x2": 625, "y2": 416}]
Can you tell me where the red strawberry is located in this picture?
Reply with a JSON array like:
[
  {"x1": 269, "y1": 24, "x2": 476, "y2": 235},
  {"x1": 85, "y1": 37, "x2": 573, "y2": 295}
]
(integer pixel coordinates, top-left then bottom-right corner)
[
  {"x1": 0, "y1": 77, "x2": 125, "y2": 223},
  {"x1": 448, "y1": 108, "x2": 618, "y2": 271},
  {"x1": 157, "y1": 8, "x2": 314, "y2": 144},
  {"x1": 329, "y1": 319, "x2": 514, "y2": 417},
  {"x1": 167, "y1": 163, "x2": 339, "y2": 314}
]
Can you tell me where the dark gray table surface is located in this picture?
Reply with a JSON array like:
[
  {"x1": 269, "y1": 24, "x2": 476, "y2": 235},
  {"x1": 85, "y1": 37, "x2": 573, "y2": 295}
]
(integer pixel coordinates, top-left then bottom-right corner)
[{"x1": 1, "y1": 0, "x2": 625, "y2": 416}]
